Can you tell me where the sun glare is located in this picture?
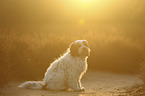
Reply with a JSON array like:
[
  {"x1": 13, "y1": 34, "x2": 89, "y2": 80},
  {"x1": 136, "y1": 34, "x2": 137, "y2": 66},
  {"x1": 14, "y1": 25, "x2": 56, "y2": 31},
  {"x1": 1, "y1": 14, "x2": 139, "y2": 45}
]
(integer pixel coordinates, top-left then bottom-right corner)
[
  {"x1": 79, "y1": 0, "x2": 93, "y2": 2},
  {"x1": 79, "y1": 19, "x2": 85, "y2": 25},
  {"x1": 77, "y1": 0, "x2": 94, "y2": 5}
]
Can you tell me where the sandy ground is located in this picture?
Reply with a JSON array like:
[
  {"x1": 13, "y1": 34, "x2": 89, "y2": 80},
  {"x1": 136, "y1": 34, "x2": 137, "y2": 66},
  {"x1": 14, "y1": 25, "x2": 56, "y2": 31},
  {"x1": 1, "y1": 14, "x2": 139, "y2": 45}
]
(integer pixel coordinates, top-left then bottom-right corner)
[{"x1": 0, "y1": 72, "x2": 143, "y2": 96}]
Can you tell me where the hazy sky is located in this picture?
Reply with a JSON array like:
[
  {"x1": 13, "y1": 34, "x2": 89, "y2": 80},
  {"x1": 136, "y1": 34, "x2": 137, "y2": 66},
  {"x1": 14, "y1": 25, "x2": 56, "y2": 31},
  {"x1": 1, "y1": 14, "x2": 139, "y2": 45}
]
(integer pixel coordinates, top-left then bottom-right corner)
[{"x1": 0, "y1": 0, "x2": 145, "y2": 24}]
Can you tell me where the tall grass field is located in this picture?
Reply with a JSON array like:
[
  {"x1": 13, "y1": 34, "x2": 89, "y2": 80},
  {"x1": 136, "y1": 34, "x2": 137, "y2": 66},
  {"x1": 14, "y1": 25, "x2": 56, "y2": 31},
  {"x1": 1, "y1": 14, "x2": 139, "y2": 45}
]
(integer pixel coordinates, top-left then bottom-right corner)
[{"x1": 0, "y1": 24, "x2": 144, "y2": 85}]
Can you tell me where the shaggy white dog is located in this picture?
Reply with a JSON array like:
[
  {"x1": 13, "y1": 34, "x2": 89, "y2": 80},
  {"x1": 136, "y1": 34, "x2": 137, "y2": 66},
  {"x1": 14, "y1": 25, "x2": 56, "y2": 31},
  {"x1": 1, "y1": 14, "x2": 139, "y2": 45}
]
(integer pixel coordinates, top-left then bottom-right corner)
[{"x1": 18, "y1": 40, "x2": 91, "y2": 91}]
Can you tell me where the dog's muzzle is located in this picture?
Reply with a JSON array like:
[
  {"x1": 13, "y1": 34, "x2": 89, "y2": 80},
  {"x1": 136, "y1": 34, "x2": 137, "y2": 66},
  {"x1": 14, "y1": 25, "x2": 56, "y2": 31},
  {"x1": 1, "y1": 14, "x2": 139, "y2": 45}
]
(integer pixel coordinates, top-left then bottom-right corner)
[{"x1": 80, "y1": 47, "x2": 90, "y2": 57}]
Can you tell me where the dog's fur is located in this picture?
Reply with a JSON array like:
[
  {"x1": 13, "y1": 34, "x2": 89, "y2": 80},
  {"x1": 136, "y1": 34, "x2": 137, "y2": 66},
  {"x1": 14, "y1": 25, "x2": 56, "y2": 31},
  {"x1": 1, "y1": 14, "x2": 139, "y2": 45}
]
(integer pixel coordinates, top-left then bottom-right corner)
[{"x1": 18, "y1": 40, "x2": 90, "y2": 91}]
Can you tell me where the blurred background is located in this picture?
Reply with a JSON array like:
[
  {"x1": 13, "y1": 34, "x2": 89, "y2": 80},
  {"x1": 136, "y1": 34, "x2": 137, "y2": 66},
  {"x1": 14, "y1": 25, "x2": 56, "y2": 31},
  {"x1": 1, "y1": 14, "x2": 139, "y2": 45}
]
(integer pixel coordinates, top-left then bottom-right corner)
[{"x1": 0, "y1": 0, "x2": 145, "y2": 86}]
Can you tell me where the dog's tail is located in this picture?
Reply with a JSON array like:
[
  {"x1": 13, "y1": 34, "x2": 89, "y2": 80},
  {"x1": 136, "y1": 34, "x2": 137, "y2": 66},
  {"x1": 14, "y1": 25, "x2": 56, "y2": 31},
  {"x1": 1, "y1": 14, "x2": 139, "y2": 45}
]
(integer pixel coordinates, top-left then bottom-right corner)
[{"x1": 18, "y1": 81, "x2": 44, "y2": 90}]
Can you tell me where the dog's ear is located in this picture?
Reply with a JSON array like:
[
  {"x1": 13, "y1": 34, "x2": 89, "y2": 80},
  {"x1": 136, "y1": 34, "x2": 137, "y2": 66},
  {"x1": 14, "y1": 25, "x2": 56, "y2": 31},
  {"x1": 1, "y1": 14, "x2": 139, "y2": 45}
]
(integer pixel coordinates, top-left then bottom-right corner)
[{"x1": 69, "y1": 42, "x2": 79, "y2": 57}]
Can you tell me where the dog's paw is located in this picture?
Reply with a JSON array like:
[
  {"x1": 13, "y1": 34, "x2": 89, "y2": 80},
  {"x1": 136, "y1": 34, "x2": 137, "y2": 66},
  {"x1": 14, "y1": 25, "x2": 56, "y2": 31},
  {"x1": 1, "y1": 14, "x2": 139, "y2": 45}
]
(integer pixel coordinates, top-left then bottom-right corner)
[{"x1": 80, "y1": 87, "x2": 85, "y2": 91}]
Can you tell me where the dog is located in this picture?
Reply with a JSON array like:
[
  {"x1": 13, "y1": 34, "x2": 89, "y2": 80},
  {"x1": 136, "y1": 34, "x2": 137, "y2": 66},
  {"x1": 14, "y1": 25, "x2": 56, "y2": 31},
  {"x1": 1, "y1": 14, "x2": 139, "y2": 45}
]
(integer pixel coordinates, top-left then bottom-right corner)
[{"x1": 18, "y1": 40, "x2": 91, "y2": 91}]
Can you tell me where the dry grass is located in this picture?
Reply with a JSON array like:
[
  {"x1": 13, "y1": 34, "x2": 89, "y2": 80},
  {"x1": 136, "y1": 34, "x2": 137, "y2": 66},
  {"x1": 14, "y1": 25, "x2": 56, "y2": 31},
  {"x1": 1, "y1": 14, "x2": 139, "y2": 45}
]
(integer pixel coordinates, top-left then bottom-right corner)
[{"x1": 0, "y1": 24, "x2": 145, "y2": 86}]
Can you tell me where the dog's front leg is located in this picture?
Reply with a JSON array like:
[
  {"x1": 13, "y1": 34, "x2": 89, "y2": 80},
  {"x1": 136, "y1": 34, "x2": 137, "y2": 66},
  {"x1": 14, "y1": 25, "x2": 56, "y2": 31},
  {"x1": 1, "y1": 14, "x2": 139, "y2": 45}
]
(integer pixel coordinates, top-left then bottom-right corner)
[
  {"x1": 78, "y1": 79, "x2": 85, "y2": 91},
  {"x1": 68, "y1": 73, "x2": 84, "y2": 91}
]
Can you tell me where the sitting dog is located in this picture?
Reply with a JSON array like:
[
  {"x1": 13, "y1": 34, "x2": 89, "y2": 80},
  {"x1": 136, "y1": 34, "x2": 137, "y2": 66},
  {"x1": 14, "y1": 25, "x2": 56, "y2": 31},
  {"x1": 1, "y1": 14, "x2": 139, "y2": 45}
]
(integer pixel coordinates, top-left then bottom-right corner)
[{"x1": 18, "y1": 40, "x2": 91, "y2": 91}]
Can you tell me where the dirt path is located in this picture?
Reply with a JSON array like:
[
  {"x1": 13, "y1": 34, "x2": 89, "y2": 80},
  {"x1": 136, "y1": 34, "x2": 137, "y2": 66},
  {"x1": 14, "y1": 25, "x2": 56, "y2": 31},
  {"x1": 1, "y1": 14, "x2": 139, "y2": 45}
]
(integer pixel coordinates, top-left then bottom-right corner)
[{"x1": 0, "y1": 72, "x2": 143, "y2": 96}]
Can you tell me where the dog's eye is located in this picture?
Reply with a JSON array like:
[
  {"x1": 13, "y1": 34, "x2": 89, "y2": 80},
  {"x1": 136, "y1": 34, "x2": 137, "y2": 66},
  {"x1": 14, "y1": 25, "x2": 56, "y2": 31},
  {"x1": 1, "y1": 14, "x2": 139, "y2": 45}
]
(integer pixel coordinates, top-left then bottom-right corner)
[{"x1": 83, "y1": 41, "x2": 89, "y2": 47}]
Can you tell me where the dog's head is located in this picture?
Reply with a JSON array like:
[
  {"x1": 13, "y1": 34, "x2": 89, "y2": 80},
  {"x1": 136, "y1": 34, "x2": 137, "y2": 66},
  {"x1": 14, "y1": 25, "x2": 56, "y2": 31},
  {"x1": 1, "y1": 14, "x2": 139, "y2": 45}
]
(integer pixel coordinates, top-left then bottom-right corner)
[{"x1": 70, "y1": 40, "x2": 91, "y2": 58}]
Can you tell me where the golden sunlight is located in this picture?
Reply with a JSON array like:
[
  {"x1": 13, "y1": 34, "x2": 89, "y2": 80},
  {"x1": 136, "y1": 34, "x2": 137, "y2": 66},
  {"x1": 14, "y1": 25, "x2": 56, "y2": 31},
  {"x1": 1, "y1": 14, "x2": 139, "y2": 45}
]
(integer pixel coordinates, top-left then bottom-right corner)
[
  {"x1": 0, "y1": 0, "x2": 145, "y2": 96},
  {"x1": 75, "y1": 0, "x2": 94, "y2": 7},
  {"x1": 77, "y1": 0, "x2": 103, "y2": 4},
  {"x1": 78, "y1": 0, "x2": 93, "y2": 2},
  {"x1": 79, "y1": 19, "x2": 85, "y2": 24}
]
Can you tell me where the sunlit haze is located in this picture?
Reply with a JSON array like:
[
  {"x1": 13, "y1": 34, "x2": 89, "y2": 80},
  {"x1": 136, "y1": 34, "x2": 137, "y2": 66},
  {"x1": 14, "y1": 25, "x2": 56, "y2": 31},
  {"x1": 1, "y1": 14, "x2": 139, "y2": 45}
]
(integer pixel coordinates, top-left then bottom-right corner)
[
  {"x1": 0, "y1": 1, "x2": 145, "y2": 95},
  {"x1": 0, "y1": 0, "x2": 144, "y2": 25}
]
